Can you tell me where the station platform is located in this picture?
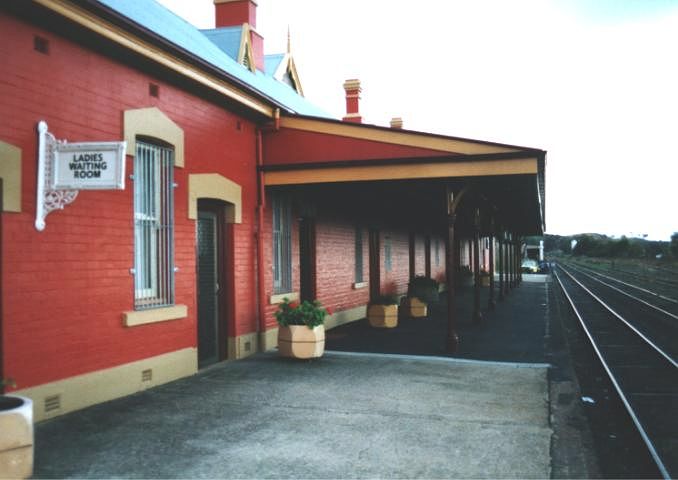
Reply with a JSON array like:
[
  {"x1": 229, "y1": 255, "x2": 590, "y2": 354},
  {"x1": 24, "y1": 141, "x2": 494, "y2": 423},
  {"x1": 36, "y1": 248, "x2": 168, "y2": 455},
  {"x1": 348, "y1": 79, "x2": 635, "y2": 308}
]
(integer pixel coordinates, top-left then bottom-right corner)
[
  {"x1": 33, "y1": 274, "x2": 598, "y2": 478},
  {"x1": 326, "y1": 275, "x2": 551, "y2": 363}
]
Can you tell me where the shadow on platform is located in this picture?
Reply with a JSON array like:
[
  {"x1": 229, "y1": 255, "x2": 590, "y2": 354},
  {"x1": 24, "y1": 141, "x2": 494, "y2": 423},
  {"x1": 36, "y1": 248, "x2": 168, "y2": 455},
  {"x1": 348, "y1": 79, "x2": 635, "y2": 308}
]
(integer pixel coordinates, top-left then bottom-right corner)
[{"x1": 326, "y1": 275, "x2": 551, "y2": 364}]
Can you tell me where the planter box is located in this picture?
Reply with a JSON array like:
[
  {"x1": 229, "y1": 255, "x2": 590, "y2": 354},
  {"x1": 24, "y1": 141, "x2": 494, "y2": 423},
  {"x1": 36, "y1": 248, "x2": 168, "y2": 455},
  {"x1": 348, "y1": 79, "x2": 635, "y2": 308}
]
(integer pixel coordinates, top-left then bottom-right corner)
[
  {"x1": 367, "y1": 304, "x2": 398, "y2": 328},
  {"x1": 402, "y1": 297, "x2": 427, "y2": 317},
  {"x1": 0, "y1": 396, "x2": 33, "y2": 479},
  {"x1": 278, "y1": 325, "x2": 325, "y2": 359}
]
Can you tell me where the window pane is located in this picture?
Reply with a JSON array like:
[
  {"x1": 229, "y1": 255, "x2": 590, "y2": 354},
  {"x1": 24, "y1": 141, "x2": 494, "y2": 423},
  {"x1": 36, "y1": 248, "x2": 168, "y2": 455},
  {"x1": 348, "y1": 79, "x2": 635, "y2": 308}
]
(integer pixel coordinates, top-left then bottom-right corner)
[
  {"x1": 355, "y1": 226, "x2": 363, "y2": 282},
  {"x1": 134, "y1": 141, "x2": 174, "y2": 309},
  {"x1": 272, "y1": 194, "x2": 292, "y2": 294}
]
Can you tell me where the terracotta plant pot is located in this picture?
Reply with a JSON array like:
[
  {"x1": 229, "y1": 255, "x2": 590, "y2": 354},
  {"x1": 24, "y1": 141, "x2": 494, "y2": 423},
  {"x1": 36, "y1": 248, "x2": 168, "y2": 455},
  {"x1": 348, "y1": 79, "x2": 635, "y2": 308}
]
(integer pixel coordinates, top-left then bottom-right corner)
[
  {"x1": 402, "y1": 297, "x2": 427, "y2": 317},
  {"x1": 0, "y1": 395, "x2": 33, "y2": 479},
  {"x1": 278, "y1": 325, "x2": 325, "y2": 359},
  {"x1": 367, "y1": 304, "x2": 398, "y2": 328}
]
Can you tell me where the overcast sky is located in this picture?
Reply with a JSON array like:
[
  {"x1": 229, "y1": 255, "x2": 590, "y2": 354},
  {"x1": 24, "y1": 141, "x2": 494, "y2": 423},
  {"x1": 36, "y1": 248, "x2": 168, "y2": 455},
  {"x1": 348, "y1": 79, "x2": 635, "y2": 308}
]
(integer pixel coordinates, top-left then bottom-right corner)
[{"x1": 157, "y1": 0, "x2": 678, "y2": 241}]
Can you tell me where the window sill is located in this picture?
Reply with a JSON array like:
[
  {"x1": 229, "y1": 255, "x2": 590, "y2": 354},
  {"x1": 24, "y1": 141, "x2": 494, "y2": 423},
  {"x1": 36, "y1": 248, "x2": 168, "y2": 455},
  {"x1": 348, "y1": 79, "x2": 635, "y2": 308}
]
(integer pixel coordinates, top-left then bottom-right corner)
[
  {"x1": 269, "y1": 292, "x2": 299, "y2": 305},
  {"x1": 123, "y1": 304, "x2": 188, "y2": 327},
  {"x1": 353, "y1": 282, "x2": 368, "y2": 290}
]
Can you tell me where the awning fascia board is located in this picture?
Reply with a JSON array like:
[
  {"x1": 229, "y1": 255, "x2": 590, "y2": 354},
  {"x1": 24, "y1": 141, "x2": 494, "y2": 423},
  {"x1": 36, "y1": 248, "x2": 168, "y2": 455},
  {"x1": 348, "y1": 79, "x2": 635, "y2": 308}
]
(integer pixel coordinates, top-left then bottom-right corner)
[{"x1": 263, "y1": 156, "x2": 540, "y2": 186}]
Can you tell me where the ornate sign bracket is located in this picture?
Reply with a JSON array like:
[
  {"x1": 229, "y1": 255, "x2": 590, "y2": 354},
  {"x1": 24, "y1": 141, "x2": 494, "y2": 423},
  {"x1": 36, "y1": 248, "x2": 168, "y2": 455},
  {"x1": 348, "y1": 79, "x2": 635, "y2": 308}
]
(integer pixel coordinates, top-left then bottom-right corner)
[
  {"x1": 36, "y1": 121, "x2": 79, "y2": 231},
  {"x1": 35, "y1": 121, "x2": 126, "y2": 231}
]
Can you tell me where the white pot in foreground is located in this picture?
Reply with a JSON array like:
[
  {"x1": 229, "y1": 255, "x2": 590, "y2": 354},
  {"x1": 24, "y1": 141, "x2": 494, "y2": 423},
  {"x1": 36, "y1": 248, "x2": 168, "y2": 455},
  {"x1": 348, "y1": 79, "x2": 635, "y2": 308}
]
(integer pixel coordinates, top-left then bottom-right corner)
[{"x1": 0, "y1": 395, "x2": 34, "y2": 479}]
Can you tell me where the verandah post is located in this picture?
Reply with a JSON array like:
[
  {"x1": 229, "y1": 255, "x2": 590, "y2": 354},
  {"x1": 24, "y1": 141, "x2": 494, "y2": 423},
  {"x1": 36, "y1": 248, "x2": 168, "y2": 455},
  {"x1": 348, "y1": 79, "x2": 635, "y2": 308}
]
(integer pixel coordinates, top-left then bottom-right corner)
[
  {"x1": 472, "y1": 208, "x2": 482, "y2": 323},
  {"x1": 445, "y1": 187, "x2": 459, "y2": 352},
  {"x1": 488, "y1": 218, "x2": 495, "y2": 310}
]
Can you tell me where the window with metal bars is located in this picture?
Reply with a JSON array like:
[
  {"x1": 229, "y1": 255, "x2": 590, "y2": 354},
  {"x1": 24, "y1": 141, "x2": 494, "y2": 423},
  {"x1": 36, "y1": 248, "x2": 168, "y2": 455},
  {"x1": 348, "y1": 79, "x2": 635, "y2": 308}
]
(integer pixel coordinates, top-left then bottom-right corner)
[
  {"x1": 435, "y1": 238, "x2": 440, "y2": 266},
  {"x1": 272, "y1": 194, "x2": 292, "y2": 294},
  {"x1": 133, "y1": 141, "x2": 174, "y2": 309},
  {"x1": 355, "y1": 226, "x2": 363, "y2": 283},
  {"x1": 384, "y1": 236, "x2": 392, "y2": 272}
]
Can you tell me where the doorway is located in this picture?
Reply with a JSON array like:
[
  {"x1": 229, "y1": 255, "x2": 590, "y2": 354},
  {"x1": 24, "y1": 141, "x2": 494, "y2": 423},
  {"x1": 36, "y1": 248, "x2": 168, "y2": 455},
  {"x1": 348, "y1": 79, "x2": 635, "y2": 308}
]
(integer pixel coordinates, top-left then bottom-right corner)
[
  {"x1": 299, "y1": 216, "x2": 316, "y2": 302},
  {"x1": 196, "y1": 202, "x2": 229, "y2": 368}
]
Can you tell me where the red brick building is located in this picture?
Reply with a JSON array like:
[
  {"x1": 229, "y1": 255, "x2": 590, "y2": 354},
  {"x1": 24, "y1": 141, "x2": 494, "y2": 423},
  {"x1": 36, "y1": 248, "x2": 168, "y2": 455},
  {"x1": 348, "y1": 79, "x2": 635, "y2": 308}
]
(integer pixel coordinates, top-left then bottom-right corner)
[{"x1": 0, "y1": 0, "x2": 545, "y2": 421}]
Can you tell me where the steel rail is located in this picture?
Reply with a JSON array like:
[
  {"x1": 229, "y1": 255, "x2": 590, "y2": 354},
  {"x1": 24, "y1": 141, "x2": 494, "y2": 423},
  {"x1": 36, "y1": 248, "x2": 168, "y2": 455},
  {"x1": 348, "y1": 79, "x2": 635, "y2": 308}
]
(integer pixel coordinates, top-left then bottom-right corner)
[
  {"x1": 562, "y1": 263, "x2": 678, "y2": 319},
  {"x1": 565, "y1": 261, "x2": 678, "y2": 305},
  {"x1": 554, "y1": 268, "x2": 673, "y2": 479},
  {"x1": 568, "y1": 259, "x2": 678, "y2": 289},
  {"x1": 558, "y1": 265, "x2": 678, "y2": 367}
]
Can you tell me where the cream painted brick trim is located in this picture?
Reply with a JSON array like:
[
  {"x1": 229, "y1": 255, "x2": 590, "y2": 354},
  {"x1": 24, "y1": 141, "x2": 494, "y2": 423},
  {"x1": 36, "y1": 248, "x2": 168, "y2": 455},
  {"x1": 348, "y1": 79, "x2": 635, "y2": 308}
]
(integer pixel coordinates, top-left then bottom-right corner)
[
  {"x1": 261, "y1": 304, "x2": 367, "y2": 352},
  {"x1": 123, "y1": 304, "x2": 188, "y2": 327},
  {"x1": 269, "y1": 292, "x2": 299, "y2": 305},
  {"x1": 124, "y1": 107, "x2": 184, "y2": 167},
  {"x1": 325, "y1": 305, "x2": 367, "y2": 330},
  {"x1": 14, "y1": 348, "x2": 197, "y2": 422},
  {"x1": 352, "y1": 282, "x2": 368, "y2": 289},
  {"x1": 227, "y1": 332, "x2": 258, "y2": 360},
  {"x1": 0, "y1": 140, "x2": 22, "y2": 212},
  {"x1": 188, "y1": 173, "x2": 242, "y2": 223},
  {"x1": 259, "y1": 327, "x2": 279, "y2": 352}
]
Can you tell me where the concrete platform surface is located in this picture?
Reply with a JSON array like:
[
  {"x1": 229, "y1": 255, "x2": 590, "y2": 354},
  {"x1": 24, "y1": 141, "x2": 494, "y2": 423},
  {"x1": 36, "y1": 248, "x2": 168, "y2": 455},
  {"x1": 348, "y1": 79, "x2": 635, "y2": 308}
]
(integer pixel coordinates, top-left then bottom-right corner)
[{"x1": 35, "y1": 352, "x2": 551, "y2": 479}]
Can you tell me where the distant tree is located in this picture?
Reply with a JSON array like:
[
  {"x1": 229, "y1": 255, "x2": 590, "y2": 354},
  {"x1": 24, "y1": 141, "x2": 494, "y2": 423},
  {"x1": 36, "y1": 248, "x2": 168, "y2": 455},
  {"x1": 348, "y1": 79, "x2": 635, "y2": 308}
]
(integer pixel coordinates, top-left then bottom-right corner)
[
  {"x1": 610, "y1": 236, "x2": 630, "y2": 257},
  {"x1": 671, "y1": 232, "x2": 678, "y2": 257}
]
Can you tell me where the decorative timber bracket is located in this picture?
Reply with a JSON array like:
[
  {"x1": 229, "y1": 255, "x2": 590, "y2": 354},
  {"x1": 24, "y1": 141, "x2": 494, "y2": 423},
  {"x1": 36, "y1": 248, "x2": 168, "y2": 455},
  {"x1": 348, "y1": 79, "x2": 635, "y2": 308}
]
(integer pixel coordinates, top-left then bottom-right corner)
[{"x1": 35, "y1": 121, "x2": 126, "y2": 231}]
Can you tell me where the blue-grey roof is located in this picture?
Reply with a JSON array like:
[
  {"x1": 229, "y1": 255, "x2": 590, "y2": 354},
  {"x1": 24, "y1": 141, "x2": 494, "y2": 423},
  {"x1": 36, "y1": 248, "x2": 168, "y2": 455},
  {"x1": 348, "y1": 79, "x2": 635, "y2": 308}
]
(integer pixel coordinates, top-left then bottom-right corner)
[
  {"x1": 201, "y1": 27, "x2": 243, "y2": 61},
  {"x1": 97, "y1": 0, "x2": 331, "y2": 118},
  {"x1": 264, "y1": 53, "x2": 285, "y2": 76}
]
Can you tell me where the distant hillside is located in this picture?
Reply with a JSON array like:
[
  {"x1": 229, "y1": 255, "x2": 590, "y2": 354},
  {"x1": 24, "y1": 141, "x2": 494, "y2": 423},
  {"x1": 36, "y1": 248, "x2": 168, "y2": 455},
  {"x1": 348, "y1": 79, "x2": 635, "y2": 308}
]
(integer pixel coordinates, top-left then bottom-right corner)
[{"x1": 542, "y1": 233, "x2": 678, "y2": 260}]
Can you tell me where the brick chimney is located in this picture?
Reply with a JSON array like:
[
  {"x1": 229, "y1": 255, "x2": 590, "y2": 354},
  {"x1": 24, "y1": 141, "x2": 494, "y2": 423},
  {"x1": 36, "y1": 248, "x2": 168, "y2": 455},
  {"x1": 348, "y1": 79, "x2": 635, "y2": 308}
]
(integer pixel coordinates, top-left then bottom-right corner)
[
  {"x1": 214, "y1": 0, "x2": 264, "y2": 71},
  {"x1": 214, "y1": 0, "x2": 257, "y2": 28},
  {"x1": 343, "y1": 79, "x2": 362, "y2": 123},
  {"x1": 390, "y1": 117, "x2": 403, "y2": 129}
]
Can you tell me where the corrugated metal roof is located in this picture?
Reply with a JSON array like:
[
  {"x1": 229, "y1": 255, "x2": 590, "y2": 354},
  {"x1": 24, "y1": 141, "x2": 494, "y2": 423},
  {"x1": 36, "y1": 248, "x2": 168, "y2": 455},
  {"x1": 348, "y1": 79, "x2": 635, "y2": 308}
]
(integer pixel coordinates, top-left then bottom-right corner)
[
  {"x1": 97, "y1": 0, "x2": 331, "y2": 118},
  {"x1": 201, "y1": 27, "x2": 242, "y2": 61},
  {"x1": 264, "y1": 53, "x2": 285, "y2": 77}
]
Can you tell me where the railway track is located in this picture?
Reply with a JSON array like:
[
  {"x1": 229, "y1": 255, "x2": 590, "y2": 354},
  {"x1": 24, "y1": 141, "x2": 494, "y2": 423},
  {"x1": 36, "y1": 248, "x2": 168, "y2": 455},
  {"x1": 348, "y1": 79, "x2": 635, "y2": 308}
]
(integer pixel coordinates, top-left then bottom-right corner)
[
  {"x1": 554, "y1": 264, "x2": 678, "y2": 479},
  {"x1": 567, "y1": 259, "x2": 678, "y2": 298}
]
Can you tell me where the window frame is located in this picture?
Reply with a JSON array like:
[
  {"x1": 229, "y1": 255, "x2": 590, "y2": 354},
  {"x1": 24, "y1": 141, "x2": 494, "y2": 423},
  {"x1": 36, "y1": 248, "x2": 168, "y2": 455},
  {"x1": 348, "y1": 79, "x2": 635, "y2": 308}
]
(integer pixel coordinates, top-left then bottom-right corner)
[
  {"x1": 272, "y1": 193, "x2": 293, "y2": 294},
  {"x1": 133, "y1": 140, "x2": 175, "y2": 309}
]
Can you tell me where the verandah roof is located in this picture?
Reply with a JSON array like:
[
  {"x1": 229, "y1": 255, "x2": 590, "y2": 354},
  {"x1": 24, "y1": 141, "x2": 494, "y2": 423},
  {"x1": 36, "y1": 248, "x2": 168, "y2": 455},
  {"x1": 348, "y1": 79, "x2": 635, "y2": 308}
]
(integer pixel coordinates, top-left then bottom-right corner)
[{"x1": 262, "y1": 115, "x2": 546, "y2": 236}]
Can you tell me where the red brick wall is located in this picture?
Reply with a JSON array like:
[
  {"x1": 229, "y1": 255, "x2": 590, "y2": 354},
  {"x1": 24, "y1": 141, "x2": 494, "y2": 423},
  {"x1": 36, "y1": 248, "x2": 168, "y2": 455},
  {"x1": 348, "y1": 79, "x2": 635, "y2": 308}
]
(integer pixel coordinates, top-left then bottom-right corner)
[
  {"x1": 381, "y1": 230, "x2": 409, "y2": 296},
  {"x1": 414, "y1": 234, "x2": 426, "y2": 276},
  {"x1": 315, "y1": 220, "x2": 369, "y2": 312},
  {"x1": 0, "y1": 12, "x2": 259, "y2": 389}
]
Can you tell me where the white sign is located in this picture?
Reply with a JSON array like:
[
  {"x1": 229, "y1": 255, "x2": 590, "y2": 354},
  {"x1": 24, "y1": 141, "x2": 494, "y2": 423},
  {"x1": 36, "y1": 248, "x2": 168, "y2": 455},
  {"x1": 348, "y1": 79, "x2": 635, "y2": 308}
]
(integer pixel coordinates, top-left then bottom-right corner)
[
  {"x1": 35, "y1": 120, "x2": 127, "y2": 231},
  {"x1": 53, "y1": 141, "x2": 126, "y2": 190}
]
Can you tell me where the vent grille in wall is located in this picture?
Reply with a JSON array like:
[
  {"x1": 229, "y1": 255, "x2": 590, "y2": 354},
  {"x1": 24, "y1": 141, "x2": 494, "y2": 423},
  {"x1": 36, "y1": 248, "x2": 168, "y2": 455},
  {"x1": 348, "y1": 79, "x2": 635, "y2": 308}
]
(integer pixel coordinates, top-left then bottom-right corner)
[{"x1": 44, "y1": 394, "x2": 61, "y2": 414}]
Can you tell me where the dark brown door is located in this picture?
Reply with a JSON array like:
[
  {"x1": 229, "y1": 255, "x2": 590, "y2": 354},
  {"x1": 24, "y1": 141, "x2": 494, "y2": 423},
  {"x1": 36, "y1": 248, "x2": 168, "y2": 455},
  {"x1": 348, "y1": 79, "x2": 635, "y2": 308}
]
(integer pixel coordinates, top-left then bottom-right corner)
[{"x1": 299, "y1": 217, "x2": 316, "y2": 302}]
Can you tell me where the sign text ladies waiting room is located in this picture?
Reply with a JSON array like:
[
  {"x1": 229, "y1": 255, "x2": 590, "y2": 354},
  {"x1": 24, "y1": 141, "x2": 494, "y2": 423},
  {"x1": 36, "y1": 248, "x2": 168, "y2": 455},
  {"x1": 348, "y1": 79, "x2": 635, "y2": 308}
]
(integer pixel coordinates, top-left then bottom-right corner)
[{"x1": 35, "y1": 121, "x2": 126, "y2": 231}]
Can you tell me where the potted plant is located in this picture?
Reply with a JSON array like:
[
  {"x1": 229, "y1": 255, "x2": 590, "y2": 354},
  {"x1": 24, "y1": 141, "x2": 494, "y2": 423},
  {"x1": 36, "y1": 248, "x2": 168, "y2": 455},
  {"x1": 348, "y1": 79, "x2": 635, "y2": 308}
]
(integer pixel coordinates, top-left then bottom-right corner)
[
  {"x1": 407, "y1": 276, "x2": 439, "y2": 303},
  {"x1": 403, "y1": 276, "x2": 439, "y2": 317},
  {"x1": 275, "y1": 298, "x2": 331, "y2": 359},
  {"x1": 0, "y1": 379, "x2": 33, "y2": 479},
  {"x1": 367, "y1": 294, "x2": 399, "y2": 328},
  {"x1": 479, "y1": 269, "x2": 490, "y2": 287},
  {"x1": 457, "y1": 265, "x2": 474, "y2": 288}
]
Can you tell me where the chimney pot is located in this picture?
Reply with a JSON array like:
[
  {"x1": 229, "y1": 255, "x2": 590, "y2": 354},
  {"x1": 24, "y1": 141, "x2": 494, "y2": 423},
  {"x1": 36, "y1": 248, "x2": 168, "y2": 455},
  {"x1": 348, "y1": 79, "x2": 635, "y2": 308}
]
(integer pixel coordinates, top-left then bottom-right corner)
[
  {"x1": 390, "y1": 117, "x2": 403, "y2": 129},
  {"x1": 343, "y1": 79, "x2": 362, "y2": 123}
]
